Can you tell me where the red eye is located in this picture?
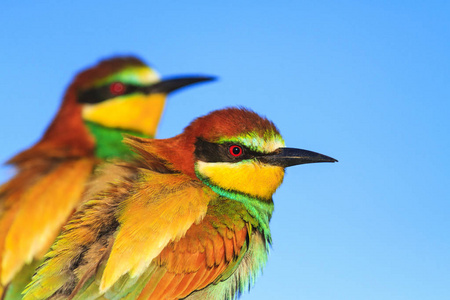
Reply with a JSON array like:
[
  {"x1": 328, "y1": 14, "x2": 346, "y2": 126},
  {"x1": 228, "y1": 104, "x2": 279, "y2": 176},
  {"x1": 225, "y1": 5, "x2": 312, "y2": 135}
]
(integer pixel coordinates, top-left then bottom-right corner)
[
  {"x1": 229, "y1": 145, "x2": 243, "y2": 157},
  {"x1": 109, "y1": 82, "x2": 126, "y2": 96}
]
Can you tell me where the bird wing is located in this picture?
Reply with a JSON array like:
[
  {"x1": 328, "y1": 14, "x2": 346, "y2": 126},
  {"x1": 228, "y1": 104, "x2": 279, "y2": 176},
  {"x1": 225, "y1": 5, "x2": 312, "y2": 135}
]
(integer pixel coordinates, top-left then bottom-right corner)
[
  {"x1": 73, "y1": 221, "x2": 248, "y2": 300},
  {"x1": 23, "y1": 167, "x2": 212, "y2": 299},
  {"x1": 0, "y1": 157, "x2": 95, "y2": 286},
  {"x1": 103, "y1": 198, "x2": 263, "y2": 300},
  {"x1": 135, "y1": 215, "x2": 250, "y2": 300},
  {"x1": 99, "y1": 170, "x2": 211, "y2": 292}
]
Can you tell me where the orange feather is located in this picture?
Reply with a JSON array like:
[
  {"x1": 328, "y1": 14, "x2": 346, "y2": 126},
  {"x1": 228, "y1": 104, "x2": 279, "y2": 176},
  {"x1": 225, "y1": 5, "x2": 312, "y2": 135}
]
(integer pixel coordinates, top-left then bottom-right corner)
[{"x1": 0, "y1": 158, "x2": 94, "y2": 284}]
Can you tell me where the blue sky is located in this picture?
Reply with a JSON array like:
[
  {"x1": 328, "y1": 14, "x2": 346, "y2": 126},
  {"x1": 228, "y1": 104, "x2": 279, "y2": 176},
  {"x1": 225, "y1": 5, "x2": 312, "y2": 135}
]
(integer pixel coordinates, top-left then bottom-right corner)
[{"x1": 1, "y1": 1, "x2": 449, "y2": 299}]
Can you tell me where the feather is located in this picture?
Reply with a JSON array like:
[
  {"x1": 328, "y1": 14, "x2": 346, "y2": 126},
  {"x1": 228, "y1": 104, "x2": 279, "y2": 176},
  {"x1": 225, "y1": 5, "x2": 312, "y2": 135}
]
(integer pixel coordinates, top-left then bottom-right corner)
[{"x1": 0, "y1": 158, "x2": 94, "y2": 285}]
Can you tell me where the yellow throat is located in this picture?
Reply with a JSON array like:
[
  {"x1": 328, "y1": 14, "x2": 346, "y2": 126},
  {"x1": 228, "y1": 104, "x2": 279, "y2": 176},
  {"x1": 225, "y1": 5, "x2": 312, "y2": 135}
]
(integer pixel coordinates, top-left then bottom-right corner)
[
  {"x1": 81, "y1": 66, "x2": 165, "y2": 137},
  {"x1": 82, "y1": 93, "x2": 166, "y2": 137}
]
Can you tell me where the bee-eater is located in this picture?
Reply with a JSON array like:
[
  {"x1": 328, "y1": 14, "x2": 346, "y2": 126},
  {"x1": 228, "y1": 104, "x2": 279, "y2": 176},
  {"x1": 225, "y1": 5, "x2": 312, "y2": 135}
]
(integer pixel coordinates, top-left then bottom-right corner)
[
  {"x1": 0, "y1": 56, "x2": 213, "y2": 298},
  {"x1": 23, "y1": 107, "x2": 337, "y2": 300}
]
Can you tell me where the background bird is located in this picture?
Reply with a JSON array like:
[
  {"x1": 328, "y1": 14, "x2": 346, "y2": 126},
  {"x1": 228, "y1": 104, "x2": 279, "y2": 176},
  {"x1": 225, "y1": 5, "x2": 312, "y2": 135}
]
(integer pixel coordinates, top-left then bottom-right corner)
[
  {"x1": 0, "y1": 56, "x2": 213, "y2": 298},
  {"x1": 23, "y1": 107, "x2": 336, "y2": 300}
]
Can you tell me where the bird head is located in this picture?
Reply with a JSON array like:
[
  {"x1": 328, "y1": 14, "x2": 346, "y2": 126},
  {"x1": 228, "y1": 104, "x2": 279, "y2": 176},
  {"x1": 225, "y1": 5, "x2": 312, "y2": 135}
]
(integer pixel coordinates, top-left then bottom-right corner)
[
  {"x1": 25, "y1": 56, "x2": 214, "y2": 160},
  {"x1": 126, "y1": 107, "x2": 337, "y2": 202}
]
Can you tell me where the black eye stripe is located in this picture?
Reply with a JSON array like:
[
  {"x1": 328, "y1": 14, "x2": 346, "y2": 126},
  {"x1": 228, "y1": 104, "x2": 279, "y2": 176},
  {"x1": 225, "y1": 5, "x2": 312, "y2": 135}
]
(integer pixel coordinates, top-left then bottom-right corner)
[
  {"x1": 77, "y1": 83, "x2": 142, "y2": 104},
  {"x1": 194, "y1": 138, "x2": 262, "y2": 163}
]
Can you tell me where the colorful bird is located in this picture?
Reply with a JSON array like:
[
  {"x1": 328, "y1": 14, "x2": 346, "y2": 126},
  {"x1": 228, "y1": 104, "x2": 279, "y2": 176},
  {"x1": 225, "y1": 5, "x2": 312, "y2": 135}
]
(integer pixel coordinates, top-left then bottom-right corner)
[
  {"x1": 23, "y1": 107, "x2": 337, "y2": 300},
  {"x1": 0, "y1": 56, "x2": 213, "y2": 298}
]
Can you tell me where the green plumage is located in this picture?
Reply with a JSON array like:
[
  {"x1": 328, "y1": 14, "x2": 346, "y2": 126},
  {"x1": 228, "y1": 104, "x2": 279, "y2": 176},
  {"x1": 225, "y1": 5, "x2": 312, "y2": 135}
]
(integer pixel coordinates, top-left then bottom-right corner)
[{"x1": 85, "y1": 121, "x2": 152, "y2": 160}]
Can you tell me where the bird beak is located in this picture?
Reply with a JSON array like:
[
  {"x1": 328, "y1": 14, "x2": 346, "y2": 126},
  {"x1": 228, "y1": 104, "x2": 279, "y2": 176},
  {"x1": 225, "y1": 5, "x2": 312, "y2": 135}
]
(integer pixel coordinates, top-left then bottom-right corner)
[
  {"x1": 141, "y1": 76, "x2": 216, "y2": 95},
  {"x1": 258, "y1": 147, "x2": 338, "y2": 168}
]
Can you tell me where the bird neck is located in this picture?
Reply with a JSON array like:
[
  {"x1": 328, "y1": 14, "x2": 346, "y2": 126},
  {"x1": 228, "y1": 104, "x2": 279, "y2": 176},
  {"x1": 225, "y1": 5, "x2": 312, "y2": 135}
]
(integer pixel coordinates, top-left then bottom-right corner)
[
  {"x1": 85, "y1": 121, "x2": 152, "y2": 160},
  {"x1": 197, "y1": 172, "x2": 274, "y2": 244}
]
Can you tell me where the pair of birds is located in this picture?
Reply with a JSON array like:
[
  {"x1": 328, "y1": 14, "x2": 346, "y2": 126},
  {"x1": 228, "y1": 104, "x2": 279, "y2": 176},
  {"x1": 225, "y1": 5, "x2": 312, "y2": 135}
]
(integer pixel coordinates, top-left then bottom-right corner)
[{"x1": 0, "y1": 56, "x2": 336, "y2": 299}]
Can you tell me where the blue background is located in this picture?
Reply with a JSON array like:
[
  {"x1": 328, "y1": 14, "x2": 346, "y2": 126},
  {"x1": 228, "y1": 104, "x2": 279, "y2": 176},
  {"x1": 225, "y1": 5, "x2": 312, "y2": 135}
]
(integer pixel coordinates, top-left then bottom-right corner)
[{"x1": 1, "y1": 2, "x2": 449, "y2": 299}]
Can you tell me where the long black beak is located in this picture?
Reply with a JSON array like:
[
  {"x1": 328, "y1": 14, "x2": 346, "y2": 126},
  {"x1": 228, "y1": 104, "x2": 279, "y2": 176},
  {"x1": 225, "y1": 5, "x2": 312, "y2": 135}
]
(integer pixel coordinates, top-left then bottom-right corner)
[
  {"x1": 258, "y1": 147, "x2": 338, "y2": 168},
  {"x1": 141, "y1": 76, "x2": 216, "y2": 95}
]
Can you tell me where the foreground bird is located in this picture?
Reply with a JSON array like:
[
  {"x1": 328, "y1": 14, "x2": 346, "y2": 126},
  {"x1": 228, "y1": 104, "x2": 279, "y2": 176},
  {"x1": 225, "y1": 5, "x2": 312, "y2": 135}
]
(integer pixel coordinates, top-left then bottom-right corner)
[
  {"x1": 0, "y1": 56, "x2": 213, "y2": 298},
  {"x1": 23, "y1": 107, "x2": 337, "y2": 300}
]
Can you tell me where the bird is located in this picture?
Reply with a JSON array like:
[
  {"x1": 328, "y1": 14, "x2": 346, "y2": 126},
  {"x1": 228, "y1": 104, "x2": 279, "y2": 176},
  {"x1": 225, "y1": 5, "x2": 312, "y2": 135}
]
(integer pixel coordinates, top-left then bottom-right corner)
[
  {"x1": 23, "y1": 107, "x2": 337, "y2": 300},
  {"x1": 0, "y1": 56, "x2": 214, "y2": 298}
]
